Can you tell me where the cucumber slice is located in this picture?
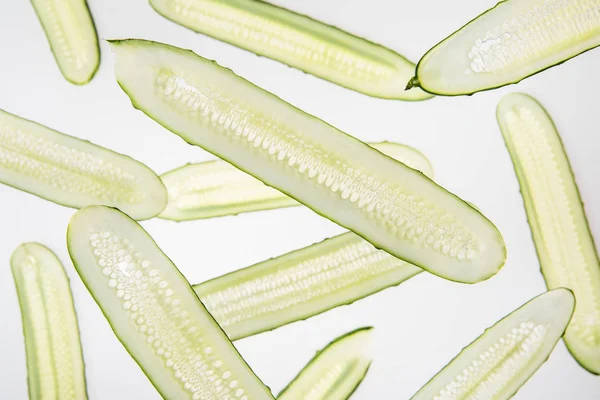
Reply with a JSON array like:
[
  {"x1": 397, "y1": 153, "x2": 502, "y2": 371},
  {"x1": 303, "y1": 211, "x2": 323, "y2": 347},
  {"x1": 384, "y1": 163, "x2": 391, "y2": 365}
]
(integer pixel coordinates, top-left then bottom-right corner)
[
  {"x1": 0, "y1": 109, "x2": 167, "y2": 220},
  {"x1": 11, "y1": 243, "x2": 87, "y2": 400},
  {"x1": 31, "y1": 0, "x2": 100, "y2": 84},
  {"x1": 278, "y1": 327, "x2": 373, "y2": 400},
  {"x1": 110, "y1": 39, "x2": 506, "y2": 284},
  {"x1": 406, "y1": 0, "x2": 600, "y2": 96},
  {"x1": 194, "y1": 231, "x2": 422, "y2": 340},
  {"x1": 159, "y1": 141, "x2": 433, "y2": 221},
  {"x1": 148, "y1": 0, "x2": 431, "y2": 101},
  {"x1": 67, "y1": 206, "x2": 274, "y2": 400},
  {"x1": 411, "y1": 289, "x2": 575, "y2": 400},
  {"x1": 497, "y1": 92, "x2": 600, "y2": 375}
]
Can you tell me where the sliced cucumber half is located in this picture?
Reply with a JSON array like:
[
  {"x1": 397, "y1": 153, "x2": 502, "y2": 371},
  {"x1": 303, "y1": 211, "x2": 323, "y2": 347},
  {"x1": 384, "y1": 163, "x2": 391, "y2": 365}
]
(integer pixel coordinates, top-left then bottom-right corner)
[
  {"x1": 149, "y1": 0, "x2": 431, "y2": 100},
  {"x1": 497, "y1": 92, "x2": 600, "y2": 374},
  {"x1": 0, "y1": 109, "x2": 167, "y2": 220},
  {"x1": 278, "y1": 327, "x2": 373, "y2": 400},
  {"x1": 194, "y1": 231, "x2": 422, "y2": 340},
  {"x1": 411, "y1": 289, "x2": 575, "y2": 400},
  {"x1": 31, "y1": 0, "x2": 100, "y2": 84},
  {"x1": 110, "y1": 38, "x2": 506, "y2": 284},
  {"x1": 407, "y1": 0, "x2": 600, "y2": 96},
  {"x1": 159, "y1": 141, "x2": 433, "y2": 221},
  {"x1": 11, "y1": 242, "x2": 87, "y2": 400},
  {"x1": 67, "y1": 206, "x2": 274, "y2": 399}
]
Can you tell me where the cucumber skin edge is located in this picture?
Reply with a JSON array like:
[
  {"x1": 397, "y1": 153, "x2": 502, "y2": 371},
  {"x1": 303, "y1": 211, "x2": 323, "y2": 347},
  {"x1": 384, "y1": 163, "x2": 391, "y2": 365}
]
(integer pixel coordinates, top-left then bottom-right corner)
[
  {"x1": 409, "y1": 0, "x2": 600, "y2": 97},
  {"x1": 277, "y1": 326, "x2": 374, "y2": 399},
  {"x1": 66, "y1": 206, "x2": 275, "y2": 398},
  {"x1": 11, "y1": 242, "x2": 89, "y2": 400},
  {"x1": 497, "y1": 93, "x2": 600, "y2": 375},
  {"x1": 29, "y1": 0, "x2": 101, "y2": 85},
  {"x1": 110, "y1": 39, "x2": 507, "y2": 284},
  {"x1": 148, "y1": 0, "x2": 432, "y2": 101}
]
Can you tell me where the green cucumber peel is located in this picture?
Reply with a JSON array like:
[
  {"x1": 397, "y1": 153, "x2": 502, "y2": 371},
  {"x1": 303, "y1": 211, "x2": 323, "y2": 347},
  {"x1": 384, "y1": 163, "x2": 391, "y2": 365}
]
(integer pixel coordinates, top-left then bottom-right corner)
[
  {"x1": 110, "y1": 38, "x2": 506, "y2": 284},
  {"x1": 497, "y1": 92, "x2": 600, "y2": 374},
  {"x1": 11, "y1": 242, "x2": 88, "y2": 400}
]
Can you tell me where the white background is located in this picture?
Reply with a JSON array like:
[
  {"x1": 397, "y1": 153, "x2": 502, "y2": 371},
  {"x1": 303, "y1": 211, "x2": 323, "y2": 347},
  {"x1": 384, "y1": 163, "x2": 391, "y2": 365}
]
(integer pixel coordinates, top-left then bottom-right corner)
[{"x1": 1, "y1": 0, "x2": 599, "y2": 398}]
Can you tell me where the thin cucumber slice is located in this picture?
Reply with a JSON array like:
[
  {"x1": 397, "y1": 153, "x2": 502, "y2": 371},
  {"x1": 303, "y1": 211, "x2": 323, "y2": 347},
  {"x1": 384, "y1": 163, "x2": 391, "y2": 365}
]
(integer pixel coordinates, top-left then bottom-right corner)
[
  {"x1": 31, "y1": 0, "x2": 100, "y2": 84},
  {"x1": 278, "y1": 327, "x2": 373, "y2": 400},
  {"x1": 67, "y1": 206, "x2": 274, "y2": 400},
  {"x1": 497, "y1": 92, "x2": 600, "y2": 374},
  {"x1": 0, "y1": 109, "x2": 167, "y2": 220},
  {"x1": 149, "y1": 0, "x2": 431, "y2": 101},
  {"x1": 411, "y1": 289, "x2": 575, "y2": 400},
  {"x1": 11, "y1": 243, "x2": 87, "y2": 400},
  {"x1": 194, "y1": 231, "x2": 422, "y2": 340},
  {"x1": 406, "y1": 0, "x2": 600, "y2": 96},
  {"x1": 110, "y1": 39, "x2": 506, "y2": 284},
  {"x1": 159, "y1": 141, "x2": 434, "y2": 221}
]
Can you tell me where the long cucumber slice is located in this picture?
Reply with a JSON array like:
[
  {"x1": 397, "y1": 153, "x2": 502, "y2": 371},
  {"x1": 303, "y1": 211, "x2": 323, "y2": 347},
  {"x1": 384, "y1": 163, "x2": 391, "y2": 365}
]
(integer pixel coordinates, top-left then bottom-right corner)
[
  {"x1": 411, "y1": 289, "x2": 575, "y2": 400},
  {"x1": 149, "y1": 0, "x2": 431, "y2": 101},
  {"x1": 497, "y1": 92, "x2": 600, "y2": 375},
  {"x1": 406, "y1": 0, "x2": 600, "y2": 96},
  {"x1": 11, "y1": 243, "x2": 87, "y2": 400},
  {"x1": 0, "y1": 109, "x2": 167, "y2": 220},
  {"x1": 31, "y1": 0, "x2": 100, "y2": 84},
  {"x1": 159, "y1": 141, "x2": 434, "y2": 221},
  {"x1": 110, "y1": 38, "x2": 506, "y2": 284},
  {"x1": 67, "y1": 206, "x2": 274, "y2": 400},
  {"x1": 278, "y1": 327, "x2": 373, "y2": 400},
  {"x1": 194, "y1": 231, "x2": 422, "y2": 340}
]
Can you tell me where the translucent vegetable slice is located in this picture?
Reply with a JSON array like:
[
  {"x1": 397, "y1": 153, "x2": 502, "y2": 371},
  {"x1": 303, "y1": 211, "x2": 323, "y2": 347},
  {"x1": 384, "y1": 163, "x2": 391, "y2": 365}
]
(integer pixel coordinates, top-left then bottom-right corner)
[
  {"x1": 67, "y1": 206, "x2": 274, "y2": 400},
  {"x1": 149, "y1": 0, "x2": 431, "y2": 100},
  {"x1": 110, "y1": 38, "x2": 506, "y2": 284},
  {"x1": 194, "y1": 231, "x2": 422, "y2": 340},
  {"x1": 278, "y1": 327, "x2": 373, "y2": 400},
  {"x1": 497, "y1": 92, "x2": 600, "y2": 374},
  {"x1": 411, "y1": 289, "x2": 575, "y2": 400},
  {"x1": 11, "y1": 243, "x2": 87, "y2": 400},
  {"x1": 159, "y1": 141, "x2": 433, "y2": 221},
  {"x1": 31, "y1": 0, "x2": 100, "y2": 84},
  {"x1": 406, "y1": 0, "x2": 600, "y2": 96},
  {"x1": 0, "y1": 109, "x2": 167, "y2": 220}
]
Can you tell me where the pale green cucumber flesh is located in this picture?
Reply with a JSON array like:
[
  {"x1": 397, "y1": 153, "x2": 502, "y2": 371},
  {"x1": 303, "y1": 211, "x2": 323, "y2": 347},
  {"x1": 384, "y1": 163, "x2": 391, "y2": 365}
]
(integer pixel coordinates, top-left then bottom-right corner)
[
  {"x1": 0, "y1": 109, "x2": 167, "y2": 220},
  {"x1": 159, "y1": 141, "x2": 434, "y2": 221},
  {"x1": 110, "y1": 38, "x2": 506, "y2": 284},
  {"x1": 67, "y1": 206, "x2": 274, "y2": 399},
  {"x1": 11, "y1": 243, "x2": 87, "y2": 400},
  {"x1": 497, "y1": 92, "x2": 600, "y2": 375},
  {"x1": 149, "y1": 0, "x2": 431, "y2": 100},
  {"x1": 411, "y1": 289, "x2": 575, "y2": 400},
  {"x1": 194, "y1": 231, "x2": 422, "y2": 340},
  {"x1": 409, "y1": 0, "x2": 600, "y2": 96},
  {"x1": 278, "y1": 327, "x2": 373, "y2": 400},
  {"x1": 31, "y1": 0, "x2": 100, "y2": 84}
]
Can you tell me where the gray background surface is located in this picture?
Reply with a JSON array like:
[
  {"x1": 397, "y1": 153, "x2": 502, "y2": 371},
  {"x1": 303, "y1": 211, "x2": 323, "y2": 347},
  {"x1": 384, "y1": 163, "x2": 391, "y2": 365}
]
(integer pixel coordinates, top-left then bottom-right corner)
[{"x1": 0, "y1": 0, "x2": 599, "y2": 398}]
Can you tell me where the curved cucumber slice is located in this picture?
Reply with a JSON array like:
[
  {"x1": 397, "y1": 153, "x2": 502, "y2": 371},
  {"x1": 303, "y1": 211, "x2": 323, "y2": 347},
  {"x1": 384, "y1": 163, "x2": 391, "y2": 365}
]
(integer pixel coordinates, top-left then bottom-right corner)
[
  {"x1": 31, "y1": 0, "x2": 100, "y2": 84},
  {"x1": 0, "y1": 109, "x2": 167, "y2": 220},
  {"x1": 67, "y1": 206, "x2": 274, "y2": 400},
  {"x1": 149, "y1": 0, "x2": 431, "y2": 101},
  {"x1": 497, "y1": 93, "x2": 600, "y2": 374},
  {"x1": 407, "y1": 0, "x2": 600, "y2": 96},
  {"x1": 278, "y1": 327, "x2": 373, "y2": 400},
  {"x1": 11, "y1": 243, "x2": 87, "y2": 400},
  {"x1": 159, "y1": 141, "x2": 433, "y2": 221},
  {"x1": 110, "y1": 39, "x2": 506, "y2": 284},
  {"x1": 194, "y1": 231, "x2": 422, "y2": 340},
  {"x1": 411, "y1": 289, "x2": 575, "y2": 400}
]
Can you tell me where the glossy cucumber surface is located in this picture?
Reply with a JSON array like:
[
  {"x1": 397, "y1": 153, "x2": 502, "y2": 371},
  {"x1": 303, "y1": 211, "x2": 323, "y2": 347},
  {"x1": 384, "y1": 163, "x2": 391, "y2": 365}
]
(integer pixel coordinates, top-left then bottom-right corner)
[
  {"x1": 111, "y1": 39, "x2": 506, "y2": 284},
  {"x1": 149, "y1": 0, "x2": 431, "y2": 100},
  {"x1": 497, "y1": 92, "x2": 600, "y2": 374}
]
